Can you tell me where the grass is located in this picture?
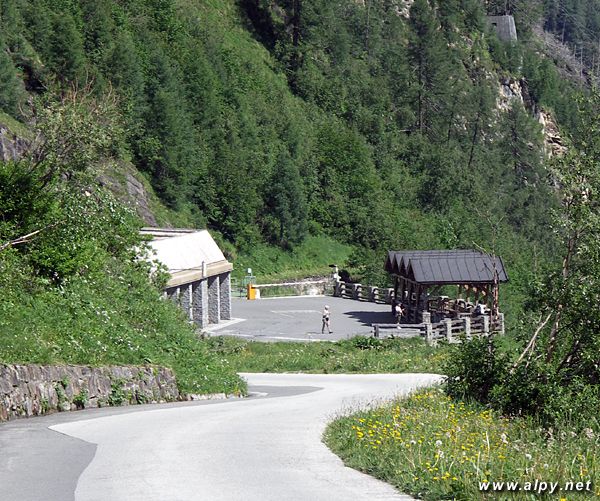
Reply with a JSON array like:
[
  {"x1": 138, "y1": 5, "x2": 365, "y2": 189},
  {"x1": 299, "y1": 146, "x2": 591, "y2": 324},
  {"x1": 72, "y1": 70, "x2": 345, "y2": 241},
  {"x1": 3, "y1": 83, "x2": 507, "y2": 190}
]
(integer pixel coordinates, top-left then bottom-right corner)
[
  {"x1": 232, "y1": 235, "x2": 352, "y2": 284},
  {"x1": 0, "y1": 111, "x2": 33, "y2": 139},
  {"x1": 0, "y1": 257, "x2": 246, "y2": 397},
  {"x1": 324, "y1": 388, "x2": 600, "y2": 500},
  {"x1": 206, "y1": 336, "x2": 450, "y2": 374}
]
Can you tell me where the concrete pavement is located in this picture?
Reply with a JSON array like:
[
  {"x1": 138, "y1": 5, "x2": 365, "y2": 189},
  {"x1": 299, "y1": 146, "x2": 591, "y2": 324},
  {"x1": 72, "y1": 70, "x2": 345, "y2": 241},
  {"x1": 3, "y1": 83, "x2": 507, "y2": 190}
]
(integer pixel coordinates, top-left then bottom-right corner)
[
  {"x1": 207, "y1": 296, "x2": 394, "y2": 342},
  {"x1": 1, "y1": 373, "x2": 442, "y2": 501}
]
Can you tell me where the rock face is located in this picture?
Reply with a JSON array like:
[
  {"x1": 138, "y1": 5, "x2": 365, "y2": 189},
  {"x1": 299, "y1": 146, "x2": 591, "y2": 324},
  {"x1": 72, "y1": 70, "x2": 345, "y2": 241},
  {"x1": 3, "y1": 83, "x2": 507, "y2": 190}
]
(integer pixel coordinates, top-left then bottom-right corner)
[
  {"x1": 497, "y1": 77, "x2": 565, "y2": 157},
  {"x1": 124, "y1": 170, "x2": 158, "y2": 226},
  {"x1": 0, "y1": 125, "x2": 28, "y2": 161},
  {"x1": 497, "y1": 76, "x2": 528, "y2": 110},
  {"x1": 0, "y1": 364, "x2": 180, "y2": 422},
  {"x1": 537, "y1": 110, "x2": 566, "y2": 157}
]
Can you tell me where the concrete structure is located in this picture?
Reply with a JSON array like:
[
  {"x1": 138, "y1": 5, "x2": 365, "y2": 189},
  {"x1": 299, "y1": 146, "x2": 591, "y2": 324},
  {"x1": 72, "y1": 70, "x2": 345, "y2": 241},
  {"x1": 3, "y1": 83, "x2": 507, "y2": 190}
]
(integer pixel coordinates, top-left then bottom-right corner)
[
  {"x1": 142, "y1": 228, "x2": 233, "y2": 329},
  {"x1": 488, "y1": 15, "x2": 518, "y2": 42}
]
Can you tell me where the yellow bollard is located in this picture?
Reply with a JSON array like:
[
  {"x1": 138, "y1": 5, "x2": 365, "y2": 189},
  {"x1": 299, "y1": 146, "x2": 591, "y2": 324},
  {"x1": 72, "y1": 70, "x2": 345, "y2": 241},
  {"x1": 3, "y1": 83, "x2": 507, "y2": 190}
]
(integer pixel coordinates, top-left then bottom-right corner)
[{"x1": 247, "y1": 284, "x2": 256, "y2": 300}]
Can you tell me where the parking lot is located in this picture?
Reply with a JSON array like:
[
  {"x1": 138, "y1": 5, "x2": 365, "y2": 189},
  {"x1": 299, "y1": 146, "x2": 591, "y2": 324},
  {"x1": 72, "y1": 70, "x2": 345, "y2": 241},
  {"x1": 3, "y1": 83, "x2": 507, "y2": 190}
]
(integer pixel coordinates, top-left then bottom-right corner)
[{"x1": 205, "y1": 296, "x2": 394, "y2": 342}]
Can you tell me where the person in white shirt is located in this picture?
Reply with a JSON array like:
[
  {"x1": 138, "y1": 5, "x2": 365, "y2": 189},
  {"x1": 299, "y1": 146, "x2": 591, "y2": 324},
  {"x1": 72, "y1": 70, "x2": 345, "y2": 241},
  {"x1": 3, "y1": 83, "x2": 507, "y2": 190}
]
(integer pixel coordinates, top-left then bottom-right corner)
[{"x1": 322, "y1": 305, "x2": 332, "y2": 334}]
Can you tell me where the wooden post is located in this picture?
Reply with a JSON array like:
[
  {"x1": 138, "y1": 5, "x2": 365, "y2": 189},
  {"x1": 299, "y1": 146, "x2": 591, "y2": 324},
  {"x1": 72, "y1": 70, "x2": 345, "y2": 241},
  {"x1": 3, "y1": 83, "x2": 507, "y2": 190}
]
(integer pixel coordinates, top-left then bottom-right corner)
[
  {"x1": 426, "y1": 322, "x2": 433, "y2": 345},
  {"x1": 406, "y1": 280, "x2": 413, "y2": 321},
  {"x1": 483, "y1": 315, "x2": 490, "y2": 335},
  {"x1": 413, "y1": 285, "x2": 421, "y2": 323},
  {"x1": 334, "y1": 280, "x2": 342, "y2": 297},
  {"x1": 422, "y1": 311, "x2": 431, "y2": 325},
  {"x1": 464, "y1": 316, "x2": 471, "y2": 340},
  {"x1": 369, "y1": 286, "x2": 377, "y2": 302},
  {"x1": 374, "y1": 324, "x2": 380, "y2": 338},
  {"x1": 445, "y1": 318, "x2": 452, "y2": 342}
]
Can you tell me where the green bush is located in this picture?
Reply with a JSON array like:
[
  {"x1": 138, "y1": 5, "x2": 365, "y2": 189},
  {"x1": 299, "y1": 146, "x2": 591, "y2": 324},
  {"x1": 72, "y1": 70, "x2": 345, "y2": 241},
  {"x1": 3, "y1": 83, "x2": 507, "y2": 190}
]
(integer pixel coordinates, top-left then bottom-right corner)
[{"x1": 444, "y1": 336, "x2": 509, "y2": 404}]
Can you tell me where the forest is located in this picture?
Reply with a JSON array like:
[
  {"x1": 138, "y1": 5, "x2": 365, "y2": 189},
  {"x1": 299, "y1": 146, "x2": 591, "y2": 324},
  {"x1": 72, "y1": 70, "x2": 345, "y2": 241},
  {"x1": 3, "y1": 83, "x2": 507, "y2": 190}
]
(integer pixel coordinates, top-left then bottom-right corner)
[
  {"x1": 0, "y1": 0, "x2": 583, "y2": 255},
  {"x1": 0, "y1": 0, "x2": 599, "y2": 387}
]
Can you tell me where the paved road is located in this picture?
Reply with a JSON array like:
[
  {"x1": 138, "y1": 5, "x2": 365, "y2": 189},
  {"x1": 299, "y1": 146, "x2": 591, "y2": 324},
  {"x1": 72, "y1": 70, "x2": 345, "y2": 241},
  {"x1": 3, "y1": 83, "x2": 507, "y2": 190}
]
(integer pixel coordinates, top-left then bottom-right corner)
[
  {"x1": 207, "y1": 296, "x2": 394, "y2": 342},
  {"x1": 1, "y1": 373, "x2": 441, "y2": 501}
]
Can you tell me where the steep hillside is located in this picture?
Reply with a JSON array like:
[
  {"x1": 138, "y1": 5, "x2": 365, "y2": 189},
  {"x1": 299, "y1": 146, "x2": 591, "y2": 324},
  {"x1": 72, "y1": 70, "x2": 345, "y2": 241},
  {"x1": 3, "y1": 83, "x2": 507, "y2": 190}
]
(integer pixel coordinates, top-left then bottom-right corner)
[{"x1": 0, "y1": 1, "x2": 589, "y2": 319}]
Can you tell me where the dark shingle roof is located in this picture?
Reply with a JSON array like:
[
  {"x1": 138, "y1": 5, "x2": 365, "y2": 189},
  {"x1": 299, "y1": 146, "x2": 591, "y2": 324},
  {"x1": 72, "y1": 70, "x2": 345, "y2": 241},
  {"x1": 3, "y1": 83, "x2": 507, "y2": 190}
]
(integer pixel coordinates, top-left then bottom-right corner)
[{"x1": 385, "y1": 250, "x2": 508, "y2": 285}]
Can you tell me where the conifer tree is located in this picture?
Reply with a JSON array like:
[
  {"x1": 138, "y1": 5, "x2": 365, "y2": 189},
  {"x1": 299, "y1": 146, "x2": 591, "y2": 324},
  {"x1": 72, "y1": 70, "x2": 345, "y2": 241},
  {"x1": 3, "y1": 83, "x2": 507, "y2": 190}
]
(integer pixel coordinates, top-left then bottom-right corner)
[
  {"x1": 407, "y1": 0, "x2": 452, "y2": 137},
  {"x1": 266, "y1": 151, "x2": 308, "y2": 248},
  {"x1": 0, "y1": 44, "x2": 23, "y2": 117}
]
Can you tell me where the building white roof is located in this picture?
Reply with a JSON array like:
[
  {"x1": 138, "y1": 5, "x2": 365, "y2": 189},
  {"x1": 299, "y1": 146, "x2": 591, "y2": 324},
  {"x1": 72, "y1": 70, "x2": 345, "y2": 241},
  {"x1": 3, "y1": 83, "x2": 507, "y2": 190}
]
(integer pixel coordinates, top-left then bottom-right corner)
[{"x1": 144, "y1": 229, "x2": 232, "y2": 287}]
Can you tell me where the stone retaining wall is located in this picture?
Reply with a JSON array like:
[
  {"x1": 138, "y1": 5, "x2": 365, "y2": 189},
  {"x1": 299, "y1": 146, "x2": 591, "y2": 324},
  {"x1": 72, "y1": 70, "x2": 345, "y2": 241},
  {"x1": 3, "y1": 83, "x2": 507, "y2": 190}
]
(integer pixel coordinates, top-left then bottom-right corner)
[{"x1": 0, "y1": 364, "x2": 180, "y2": 422}]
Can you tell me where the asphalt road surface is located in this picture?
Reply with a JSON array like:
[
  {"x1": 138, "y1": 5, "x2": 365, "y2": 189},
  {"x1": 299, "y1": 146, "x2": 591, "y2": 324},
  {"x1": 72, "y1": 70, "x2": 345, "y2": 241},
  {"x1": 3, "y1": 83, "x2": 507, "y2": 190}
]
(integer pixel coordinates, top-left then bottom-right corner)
[
  {"x1": 208, "y1": 296, "x2": 394, "y2": 342},
  {"x1": 0, "y1": 372, "x2": 441, "y2": 501}
]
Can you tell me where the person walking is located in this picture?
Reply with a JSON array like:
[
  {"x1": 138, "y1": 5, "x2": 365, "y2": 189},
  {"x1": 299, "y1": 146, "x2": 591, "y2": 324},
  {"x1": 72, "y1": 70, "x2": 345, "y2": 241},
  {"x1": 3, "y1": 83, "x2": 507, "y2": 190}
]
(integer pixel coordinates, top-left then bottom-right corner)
[{"x1": 322, "y1": 305, "x2": 332, "y2": 334}]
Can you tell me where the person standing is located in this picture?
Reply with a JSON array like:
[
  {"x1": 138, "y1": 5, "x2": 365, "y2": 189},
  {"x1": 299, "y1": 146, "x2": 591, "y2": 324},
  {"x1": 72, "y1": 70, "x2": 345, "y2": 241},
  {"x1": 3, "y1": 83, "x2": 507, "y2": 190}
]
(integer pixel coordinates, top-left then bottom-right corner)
[
  {"x1": 394, "y1": 302, "x2": 404, "y2": 324},
  {"x1": 322, "y1": 305, "x2": 332, "y2": 334}
]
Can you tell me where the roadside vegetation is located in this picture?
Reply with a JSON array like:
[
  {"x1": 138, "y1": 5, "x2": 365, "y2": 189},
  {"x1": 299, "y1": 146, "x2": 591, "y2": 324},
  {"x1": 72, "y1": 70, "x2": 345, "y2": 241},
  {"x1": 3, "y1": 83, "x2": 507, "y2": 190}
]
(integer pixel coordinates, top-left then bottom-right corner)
[
  {"x1": 324, "y1": 91, "x2": 600, "y2": 499},
  {"x1": 231, "y1": 235, "x2": 351, "y2": 284},
  {"x1": 324, "y1": 388, "x2": 599, "y2": 500},
  {"x1": 0, "y1": 93, "x2": 245, "y2": 397},
  {"x1": 206, "y1": 336, "x2": 449, "y2": 375}
]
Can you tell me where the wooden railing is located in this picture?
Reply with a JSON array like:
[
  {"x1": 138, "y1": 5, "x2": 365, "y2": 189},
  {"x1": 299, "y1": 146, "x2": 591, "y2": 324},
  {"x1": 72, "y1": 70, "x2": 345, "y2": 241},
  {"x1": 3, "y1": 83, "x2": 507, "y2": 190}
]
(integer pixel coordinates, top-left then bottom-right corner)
[
  {"x1": 373, "y1": 312, "x2": 505, "y2": 345},
  {"x1": 333, "y1": 281, "x2": 394, "y2": 304}
]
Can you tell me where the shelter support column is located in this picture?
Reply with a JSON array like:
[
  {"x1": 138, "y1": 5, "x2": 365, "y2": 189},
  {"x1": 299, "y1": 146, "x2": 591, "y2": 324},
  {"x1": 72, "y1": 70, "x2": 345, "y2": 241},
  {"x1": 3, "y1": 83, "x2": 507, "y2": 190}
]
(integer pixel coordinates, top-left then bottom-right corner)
[
  {"x1": 208, "y1": 276, "x2": 220, "y2": 324},
  {"x1": 219, "y1": 273, "x2": 231, "y2": 320},
  {"x1": 180, "y1": 283, "x2": 193, "y2": 321},
  {"x1": 192, "y1": 280, "x2": 209, "y2": 328}
]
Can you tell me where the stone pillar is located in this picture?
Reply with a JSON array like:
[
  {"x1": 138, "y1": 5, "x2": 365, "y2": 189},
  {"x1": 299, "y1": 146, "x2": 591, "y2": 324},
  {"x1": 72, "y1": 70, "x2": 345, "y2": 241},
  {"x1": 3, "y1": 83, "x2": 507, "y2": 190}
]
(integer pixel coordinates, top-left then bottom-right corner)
[
  {"x1": 180, "y1": 283, "x2": 193, "y2": 321},
  {"x1": 192, "y1": 280, "x2": 209, "y2": 328},
  {"x1": 166, "y1": 286, "x2": 179, "y2": 304},
  {"x1": 208, "y1": 276, "x2": 220, "y2": 324},
  {"x1": 219, "y1": 273, "x2": 231, "y2": 321},
  {"x1": 353, "y1": 284, "x2": 362, "y2": 300},
  {"x1": 498, "y1": 313, "x2": 505, "y2": 335},
  {"x1": 464, "y1": 317, "x2": 471, "y2": 340}
]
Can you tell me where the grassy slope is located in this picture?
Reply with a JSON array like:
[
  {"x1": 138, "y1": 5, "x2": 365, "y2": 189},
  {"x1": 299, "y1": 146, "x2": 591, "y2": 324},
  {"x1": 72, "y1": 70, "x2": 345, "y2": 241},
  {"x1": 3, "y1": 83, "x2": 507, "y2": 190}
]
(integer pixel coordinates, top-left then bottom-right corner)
[
  {"x1": 324, "y1": 389, "x2": 600, "y2": 500},
  {"x1": 232, "y1": 235, "x2": 352, "y2": 283}
]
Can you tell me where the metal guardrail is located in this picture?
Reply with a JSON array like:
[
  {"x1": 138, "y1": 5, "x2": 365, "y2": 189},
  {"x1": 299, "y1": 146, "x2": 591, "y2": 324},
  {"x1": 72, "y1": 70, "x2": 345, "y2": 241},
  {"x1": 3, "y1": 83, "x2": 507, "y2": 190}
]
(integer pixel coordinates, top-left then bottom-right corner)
[{"x1": 245, "y1": 279, "x2": 332, "y2": 299}]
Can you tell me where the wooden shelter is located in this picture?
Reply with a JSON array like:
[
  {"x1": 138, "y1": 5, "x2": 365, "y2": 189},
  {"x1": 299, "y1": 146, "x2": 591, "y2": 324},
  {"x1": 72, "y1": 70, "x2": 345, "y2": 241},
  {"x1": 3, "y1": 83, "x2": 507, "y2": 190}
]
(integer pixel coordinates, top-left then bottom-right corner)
[{"x1": 385, "y1": 250, "x2": 508, "y2": 323}]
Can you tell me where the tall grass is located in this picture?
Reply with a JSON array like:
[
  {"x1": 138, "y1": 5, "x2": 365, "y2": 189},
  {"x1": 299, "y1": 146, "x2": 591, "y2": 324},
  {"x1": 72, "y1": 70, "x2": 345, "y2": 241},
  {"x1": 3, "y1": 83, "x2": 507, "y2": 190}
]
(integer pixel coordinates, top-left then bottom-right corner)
[
  {"x1": 0, "y1": 263, "x2": 246, "y2": 396},
  {"x1": 207, "y1": 336, "x2": 450, "y2": 374},
  {"x1": 324, "y1": 388, "x2": 600, "y2": 500}
]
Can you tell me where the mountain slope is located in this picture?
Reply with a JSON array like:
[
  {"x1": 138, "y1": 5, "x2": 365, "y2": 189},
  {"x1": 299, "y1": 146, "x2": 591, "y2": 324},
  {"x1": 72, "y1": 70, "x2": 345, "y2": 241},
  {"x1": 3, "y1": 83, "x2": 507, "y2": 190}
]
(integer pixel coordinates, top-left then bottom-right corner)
[{"x1": 0, "y1": 0, "x2": 588, "y2": 316}]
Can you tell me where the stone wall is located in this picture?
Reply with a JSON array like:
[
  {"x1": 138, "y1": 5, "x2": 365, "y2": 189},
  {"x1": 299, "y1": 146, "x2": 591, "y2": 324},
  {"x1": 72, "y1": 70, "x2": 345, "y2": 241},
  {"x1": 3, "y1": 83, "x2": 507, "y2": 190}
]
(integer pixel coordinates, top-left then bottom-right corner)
[{"x1": 0, "y1": 364, "x2": 180, "y2": 422}]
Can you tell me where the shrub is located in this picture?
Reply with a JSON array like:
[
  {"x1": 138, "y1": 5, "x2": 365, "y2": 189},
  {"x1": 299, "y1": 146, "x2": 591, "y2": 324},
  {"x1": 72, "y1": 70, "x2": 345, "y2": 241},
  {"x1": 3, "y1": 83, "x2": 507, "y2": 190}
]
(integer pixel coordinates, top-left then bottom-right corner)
[{"x1": 444, "y1": 336, "x2": 508, "y2": 404}]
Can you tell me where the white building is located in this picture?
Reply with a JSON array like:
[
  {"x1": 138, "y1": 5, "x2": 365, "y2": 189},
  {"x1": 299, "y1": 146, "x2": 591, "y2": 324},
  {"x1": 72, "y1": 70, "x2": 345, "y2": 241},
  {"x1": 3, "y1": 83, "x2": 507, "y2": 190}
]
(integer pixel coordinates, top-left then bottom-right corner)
[{"x1": 141, "y1": 228, "x2": 233, "y2": 328}]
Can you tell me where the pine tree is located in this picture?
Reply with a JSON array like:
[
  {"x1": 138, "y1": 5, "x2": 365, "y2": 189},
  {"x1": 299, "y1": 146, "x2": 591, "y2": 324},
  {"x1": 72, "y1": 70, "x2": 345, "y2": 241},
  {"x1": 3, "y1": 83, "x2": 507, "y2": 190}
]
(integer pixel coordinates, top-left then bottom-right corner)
[
  {"x1": 407, "y1": 0, "x2": 453, "y2": 137},
  {"x1": 266, "y1": 151, "x2": 308, "y2": 248},
  {"x1": 47, "y1": 14, "x2": 86, "y2": 83},
  {"x1": 0, "y1": 43, "x2": 23, "y2": 117}
]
